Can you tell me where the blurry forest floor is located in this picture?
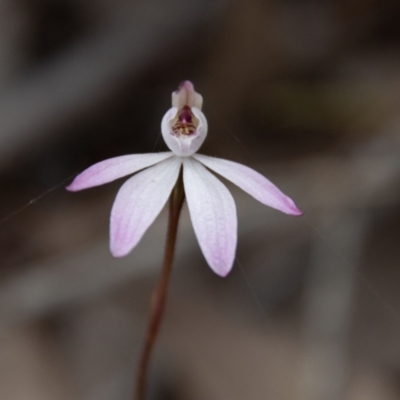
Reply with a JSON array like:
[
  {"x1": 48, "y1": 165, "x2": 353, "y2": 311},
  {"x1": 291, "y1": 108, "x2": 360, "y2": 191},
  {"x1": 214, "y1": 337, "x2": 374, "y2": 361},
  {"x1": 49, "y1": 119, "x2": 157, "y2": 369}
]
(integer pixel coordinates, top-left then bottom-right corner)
[{"x1": 1, "y1": 1, "x2": 400, "y2": 399}]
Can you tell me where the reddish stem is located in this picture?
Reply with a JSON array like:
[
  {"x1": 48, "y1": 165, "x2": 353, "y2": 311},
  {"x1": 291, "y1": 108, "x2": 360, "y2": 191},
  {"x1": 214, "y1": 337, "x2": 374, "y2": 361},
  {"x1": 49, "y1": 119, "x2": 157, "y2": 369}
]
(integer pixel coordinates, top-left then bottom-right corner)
[{"x1": 134, "y1": 173, "x2": 185, "y2": 400}]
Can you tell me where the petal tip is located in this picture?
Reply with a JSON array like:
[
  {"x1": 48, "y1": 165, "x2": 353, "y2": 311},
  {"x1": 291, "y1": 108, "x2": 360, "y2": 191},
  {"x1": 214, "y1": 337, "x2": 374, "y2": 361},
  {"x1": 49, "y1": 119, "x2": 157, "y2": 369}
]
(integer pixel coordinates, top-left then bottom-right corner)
[
  {"x1": 217, "y1": 269, "x2": 231, "y2": 278},
  {"x1": 110, "y1": 235, "x2": 130, "y2": 258},
  {"x1": 110, "y1": 245, "x2": 129, "y2": 258},
  {"x1": 66, "y1": 175, "x2": 87, "y2": 192},
  {"x1": 288, "y1": 205, "x2": 303, "y2": 216},
  {"x1": 178, "y1": 80, "x2": 194, "y2": 91},
  {"x1": 282, "y1": 197, "x2": 303, "y2": 216},
  {"x1": 110, "y1": 232, "x2": 133, "y2": 258},
  {"x1": 65, "y1": 181, "x2": 78, "y2": 192},
  {"x1": 209, "y1": 261, "x2": 234, "y2": 278}
]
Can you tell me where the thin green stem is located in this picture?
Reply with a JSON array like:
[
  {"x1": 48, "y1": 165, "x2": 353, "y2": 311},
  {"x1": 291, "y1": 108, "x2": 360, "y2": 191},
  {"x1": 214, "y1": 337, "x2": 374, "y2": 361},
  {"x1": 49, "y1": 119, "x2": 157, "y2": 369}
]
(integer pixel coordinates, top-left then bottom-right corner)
[{"x1": 134, "y1": 171, "x2": 185, "y2": 400}]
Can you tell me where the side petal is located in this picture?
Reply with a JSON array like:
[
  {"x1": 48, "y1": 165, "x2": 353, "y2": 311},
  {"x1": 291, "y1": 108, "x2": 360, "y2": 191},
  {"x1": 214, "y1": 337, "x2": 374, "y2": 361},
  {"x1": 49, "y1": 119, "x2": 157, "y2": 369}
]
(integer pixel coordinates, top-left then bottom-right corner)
[
  {"x1": 193, "y1": 154, "x2": 302, "y2": 216},
  {"x1": 183, "y1": 158, "x2": 237, "y2": 277},
  {"x1": 67, "y1": 152, "x2": 173, "y2": 191},
  {"x1": 110, "y1": 157, "x2": 182, "y2": 257}
]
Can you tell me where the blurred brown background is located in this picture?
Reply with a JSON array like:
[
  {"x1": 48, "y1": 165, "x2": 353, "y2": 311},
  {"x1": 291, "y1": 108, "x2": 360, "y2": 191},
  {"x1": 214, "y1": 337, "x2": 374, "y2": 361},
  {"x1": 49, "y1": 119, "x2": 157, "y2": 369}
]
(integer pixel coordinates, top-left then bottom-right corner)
[{"x1": 1, "y1": 0, "x2": 400, "y2": 399}]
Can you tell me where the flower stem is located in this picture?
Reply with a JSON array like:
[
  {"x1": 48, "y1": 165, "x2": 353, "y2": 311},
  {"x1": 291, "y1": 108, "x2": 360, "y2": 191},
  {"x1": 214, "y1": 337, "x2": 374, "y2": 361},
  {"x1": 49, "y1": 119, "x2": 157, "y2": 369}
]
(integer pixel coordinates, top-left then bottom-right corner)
[{"x1": 134, "y1": 171, "x2": 185, "y2": 400}]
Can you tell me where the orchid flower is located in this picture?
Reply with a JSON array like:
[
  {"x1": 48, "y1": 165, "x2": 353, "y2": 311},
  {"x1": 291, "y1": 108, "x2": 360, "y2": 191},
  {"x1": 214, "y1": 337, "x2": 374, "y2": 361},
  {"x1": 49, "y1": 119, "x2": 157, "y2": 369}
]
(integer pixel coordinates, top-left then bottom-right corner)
[{"x1": 67, "y1": 81, "x2": 301, "y2": 277}]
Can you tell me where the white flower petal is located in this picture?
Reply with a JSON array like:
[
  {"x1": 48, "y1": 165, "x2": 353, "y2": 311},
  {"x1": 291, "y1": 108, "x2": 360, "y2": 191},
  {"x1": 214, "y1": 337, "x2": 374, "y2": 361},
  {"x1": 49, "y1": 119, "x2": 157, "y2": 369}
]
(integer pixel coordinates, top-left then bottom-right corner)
[
  {"x1": 183, "y1": 158, "x2": 237, "y2": 276},
  {"x1": 194, "y1": 154, "x2": 302, "y2": 216},
  {"x1": 110, "y1": 157, "x2": 182, "y2": 257},
  {"x1": 67, "y1": 152, "x2": 174, "y2": 191}
]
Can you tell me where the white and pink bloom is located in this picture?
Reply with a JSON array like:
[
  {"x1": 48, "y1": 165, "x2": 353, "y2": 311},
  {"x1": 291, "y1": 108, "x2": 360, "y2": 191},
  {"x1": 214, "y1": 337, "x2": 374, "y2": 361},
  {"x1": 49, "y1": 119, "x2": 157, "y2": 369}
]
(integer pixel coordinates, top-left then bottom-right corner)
[{"x1": 67, "y1": 81, "x2": 301, "y2": 277}]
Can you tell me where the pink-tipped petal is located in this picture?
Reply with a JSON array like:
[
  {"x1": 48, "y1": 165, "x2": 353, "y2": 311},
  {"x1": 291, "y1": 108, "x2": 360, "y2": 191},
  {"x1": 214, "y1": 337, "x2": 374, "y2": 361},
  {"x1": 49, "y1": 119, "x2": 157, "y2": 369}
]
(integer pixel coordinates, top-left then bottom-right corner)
[
  {"x1": 194, "y1": 154, "x2": 302, "y2": 216},
  {"x1": 183, "y1": 158, "x2": 237, "y2": 277},
  {"x1": 67, "y1": 152, "x2": 173, "y2": 191},
  {"x1": 110, "y1": 157, "x2": 182, "y2": 257}
]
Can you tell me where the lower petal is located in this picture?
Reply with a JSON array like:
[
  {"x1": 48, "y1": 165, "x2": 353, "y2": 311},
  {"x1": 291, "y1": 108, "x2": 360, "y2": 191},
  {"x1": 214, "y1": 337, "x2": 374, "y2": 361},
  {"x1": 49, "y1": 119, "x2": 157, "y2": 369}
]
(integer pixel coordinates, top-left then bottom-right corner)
[
  {"x1": 183, "y1": 158, "x2": 237, "y2": 277},
  {"x1": 110, "y1": 157, "x2": 182, "y2": 257}
]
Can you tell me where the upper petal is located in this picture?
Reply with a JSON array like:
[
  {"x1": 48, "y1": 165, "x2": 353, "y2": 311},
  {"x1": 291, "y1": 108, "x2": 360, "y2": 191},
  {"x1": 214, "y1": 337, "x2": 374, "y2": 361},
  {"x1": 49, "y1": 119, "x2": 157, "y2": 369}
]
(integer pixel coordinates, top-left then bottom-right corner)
[
  {"x1": 193, "y1": 154, "x2": 302, "y2": 216},
  {"x1": 172, "y1": 81, "x2": 203, "y2": 110},
  {"x1": 183, "y1": 158, "x2": 237, "y2": 277},
  {"x1": 110, "y1": 157, "x2": 182, "y2": 257},
  {"x1": 66, "y1": 152, "x2": 174, "y2": 191}
]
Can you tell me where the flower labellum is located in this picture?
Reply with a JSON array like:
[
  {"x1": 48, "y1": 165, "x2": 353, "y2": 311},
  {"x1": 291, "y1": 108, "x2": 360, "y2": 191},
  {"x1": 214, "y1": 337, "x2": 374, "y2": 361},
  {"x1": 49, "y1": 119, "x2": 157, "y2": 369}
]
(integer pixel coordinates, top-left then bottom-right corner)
[
  {"x1": 161, "y1": 81, "x2": 207, "y2": 156},
  {"x1": 67, "y1": 81, "x2": 302, "y2": 277}
]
